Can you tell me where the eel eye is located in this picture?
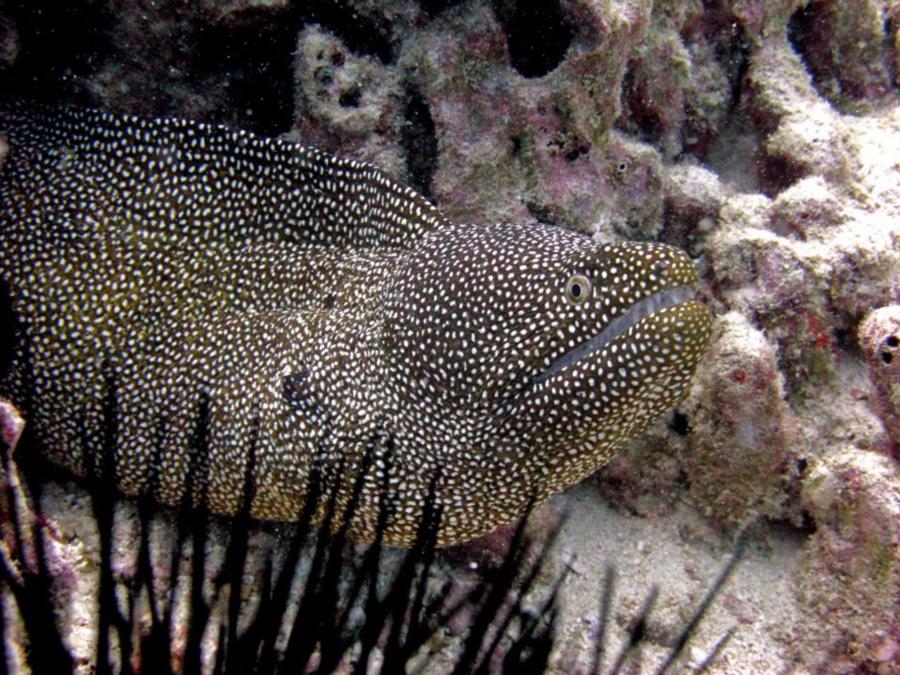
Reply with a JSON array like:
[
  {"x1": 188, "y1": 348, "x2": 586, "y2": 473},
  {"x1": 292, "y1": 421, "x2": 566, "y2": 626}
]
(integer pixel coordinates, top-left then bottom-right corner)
[{"x1": 565, "y1": 274, "x2": 591, "y2": 304}]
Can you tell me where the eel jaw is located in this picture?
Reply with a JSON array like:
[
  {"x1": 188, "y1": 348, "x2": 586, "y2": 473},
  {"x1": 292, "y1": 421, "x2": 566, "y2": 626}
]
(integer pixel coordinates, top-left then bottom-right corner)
[{"x1": 532, "y1": 284, "x2": 699, "y2": 385}]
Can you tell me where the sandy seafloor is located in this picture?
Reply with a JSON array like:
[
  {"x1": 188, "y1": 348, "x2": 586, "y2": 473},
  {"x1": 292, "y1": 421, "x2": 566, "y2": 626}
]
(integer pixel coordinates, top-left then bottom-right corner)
[
  {"x1": 4, "y1": 464, "x2": 810, "y2": 674},
  {"x1": 1, "y1": 0, "x2": 899, "y2": 672},
  {"x1": 553, "y1": 485, "x2": 805, "y2": 673}
]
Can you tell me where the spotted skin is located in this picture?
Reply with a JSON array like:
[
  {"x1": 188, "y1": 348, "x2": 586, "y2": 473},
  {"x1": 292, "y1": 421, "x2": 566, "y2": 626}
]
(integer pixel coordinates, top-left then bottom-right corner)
[{"x1": 0, "y1": 103, "x2": 712, "y2": 546}]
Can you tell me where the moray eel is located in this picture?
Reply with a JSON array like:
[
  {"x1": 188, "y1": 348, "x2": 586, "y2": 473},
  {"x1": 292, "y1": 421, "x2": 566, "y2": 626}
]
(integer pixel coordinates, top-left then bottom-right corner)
[{"x1": 0, "y1": 102, "x2": 712, "y2": 546}]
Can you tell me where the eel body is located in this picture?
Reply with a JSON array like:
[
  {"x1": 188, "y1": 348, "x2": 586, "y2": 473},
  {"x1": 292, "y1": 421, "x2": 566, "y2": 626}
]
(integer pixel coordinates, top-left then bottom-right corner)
[{"x1": 0, "y1": 103, "x2": 712, "y2": 546}]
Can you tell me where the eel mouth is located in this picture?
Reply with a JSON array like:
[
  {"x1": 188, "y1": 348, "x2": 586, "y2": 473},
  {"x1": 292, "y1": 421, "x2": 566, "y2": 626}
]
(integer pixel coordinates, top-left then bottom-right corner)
[{"x1": 532, "y1": 284, "x2": 697, "y2": 385}]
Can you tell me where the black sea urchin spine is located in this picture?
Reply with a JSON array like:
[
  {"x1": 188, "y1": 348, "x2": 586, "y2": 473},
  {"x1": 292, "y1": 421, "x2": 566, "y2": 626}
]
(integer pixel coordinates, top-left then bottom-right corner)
[{"x1": 0, "y1": 386, "x2": 740, "y2": 673}]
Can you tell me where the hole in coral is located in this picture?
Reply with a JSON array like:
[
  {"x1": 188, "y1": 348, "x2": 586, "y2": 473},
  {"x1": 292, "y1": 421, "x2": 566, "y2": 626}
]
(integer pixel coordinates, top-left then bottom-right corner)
[
  {"x1": 669, "y1": 411, "x2": 690, "y2": 436},
  {"x1": 722, "y1": 36, "x2": 751, "y2": 112},
  {"x1": 832, "y1": 328, "x2": 855, "y2": 351},
  {"x1": 401, "y1": 87, "x2": 438, "y2": 199},
  {"x1": 882, "y1": 351, "x2": 894, "y2": 365},
  {"x1": 510, "y1": 134, "x2": 524, "y2": 157},
  {"x1": 564, "y1": 145, "x2": 587, "y2": 163},
  {"x1": 338, "y1": 87, "x2": 361, "y2": 108},
  {"x1": 801, "y1": 511, "x2": 817, "y2": 534},
  {"x1": 314, "y1": 65, "x2": 334, "y2": 87},
  {"x1": 886, "y1": 335, "x2": 899, "y2": 348},
  {"x1": 492, "y1": 0, "x2": 573, "y2": 78},
  {"x1": 757, "y1": 153, "x2": 806, "y2": 198}
]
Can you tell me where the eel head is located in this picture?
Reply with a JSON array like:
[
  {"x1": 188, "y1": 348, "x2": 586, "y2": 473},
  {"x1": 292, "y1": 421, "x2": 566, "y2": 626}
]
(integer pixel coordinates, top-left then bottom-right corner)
[{"x1": 381, "y1": 221, "x2": 712, "y2": 478}]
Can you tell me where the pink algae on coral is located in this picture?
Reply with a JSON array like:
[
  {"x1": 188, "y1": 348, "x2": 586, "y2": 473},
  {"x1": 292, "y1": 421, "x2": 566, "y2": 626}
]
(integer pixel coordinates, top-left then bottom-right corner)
[{"x1": 0, "y1": 400, "x2": 23, "y2": 452}]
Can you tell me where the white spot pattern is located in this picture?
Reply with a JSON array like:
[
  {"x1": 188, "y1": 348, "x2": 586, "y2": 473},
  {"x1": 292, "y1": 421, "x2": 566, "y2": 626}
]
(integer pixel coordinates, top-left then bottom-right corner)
[{"x1": 0, "y1": 103, "x2": 712, "y2": 546}]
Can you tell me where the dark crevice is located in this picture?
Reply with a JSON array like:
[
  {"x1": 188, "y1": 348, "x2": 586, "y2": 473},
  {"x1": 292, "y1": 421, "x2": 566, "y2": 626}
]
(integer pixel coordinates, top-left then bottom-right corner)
[
  {"x1": 620, "y1": 64, "x2": 663, "y2": 145},
  {"x1": 401, "y1": 87, "x2": 438, "y2": 199},
  {"x1": 0, "y1": 0, "x2": 113, "y2": 103},
  {"x1": 510, "y1": 134, "x2": 525, "y2": 158},
  {"x1": 0, "y1": 1, "x2": 393, "y2": 135},
  {"x1": 690, "y1": 0, "x2": 750, "y2": 111},
  {"x1": 0, "y1": 279, "x2": 17, "y2": 380},
  {"x1": 787, "y1": 2, "x2": 892, "y2": 106},
  {"x1": 669, "y1": 411, "x2": 690, "y2": 436},
  {"x1": 798, "y1": 510, "x2": 817, "y2": 535},
  {"x1": 787, "y1": 4, "x2": 825, "y2": 89},
  {"x1": 564, "y1": 144, "x2": 588, "y2": 163},
  {"x1": 832, "y1": 328, "x2": 855, "y2": 351},
  {"x1": 197, "y1": 6, "x2": 299, "y2": 135},
  {"x1": 888, "y1": 15, "x2": 899, "y2": 87},
  {"x1": 418, "y1": 0, "x2": 466, "y2": 17},
  {"x1": 338, "y1": 86, "x2": 361, "y2": 108},
  {"x1": 492, "y1": 0, "x2": 573, "y2": 78},
  {"x1": 722, "y1": 31, "x2": 751, "y2": 112},
  {"x1": 526, "y1": 200, "x2": 562, "y2": 227},
  {"x1": 757, "y1": 153, "x2": 806, "y2": 198},
  {"x1": 678, "y1": 1, "x2": 751, "y2": 160}
]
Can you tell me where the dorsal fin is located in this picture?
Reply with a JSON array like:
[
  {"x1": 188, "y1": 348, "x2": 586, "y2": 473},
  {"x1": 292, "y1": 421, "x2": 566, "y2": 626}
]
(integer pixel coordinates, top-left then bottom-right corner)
[{"x1": 0, "y1": 100, "x2": 448, "y2": 251}]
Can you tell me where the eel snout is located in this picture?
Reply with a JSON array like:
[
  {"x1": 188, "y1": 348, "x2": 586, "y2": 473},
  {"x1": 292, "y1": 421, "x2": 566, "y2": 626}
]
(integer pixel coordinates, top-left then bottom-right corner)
[{"x1": 534, "y1": 283, "x2": 701, "y2": 383}]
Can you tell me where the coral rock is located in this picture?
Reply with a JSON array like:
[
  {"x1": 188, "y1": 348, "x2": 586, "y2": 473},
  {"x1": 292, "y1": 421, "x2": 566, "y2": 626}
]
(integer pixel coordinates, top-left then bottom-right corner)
[
  {"x1": 787, "y1": 0, "x2": 894, "y2": 111},
  {"x1": 799, "y1": 450, "x2": 900, "y2": 670},
  {"x1": 0, "y1": 16, "x2": 17, "y2": 70},
  {"x1": 769, "y1": 175, "x2": 844, "y2": 237},
  {"x1": 682, "y1": 312, "x2": 798, "y2": 528},
  {"x1": 663, "y1": 163, "x2": 725, "y2": 250},
  {"x1": 291, "y1": 25, "x2": 406, "y2": 179},
  {"x1": 859, "y1": 305, "x2": 900, "y2": 451}
]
